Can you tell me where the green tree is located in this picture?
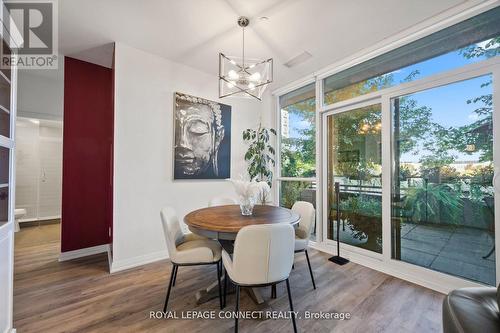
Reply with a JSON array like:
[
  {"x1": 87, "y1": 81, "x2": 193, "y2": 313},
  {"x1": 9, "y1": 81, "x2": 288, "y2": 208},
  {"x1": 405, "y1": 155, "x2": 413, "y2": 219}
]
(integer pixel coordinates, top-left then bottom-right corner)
[
  {"x1": 281, "y1": 97, "x2": 316, "y2": 178},
  {"x1": 451, "y1": 37, "x2": 500, "y2": 162}
]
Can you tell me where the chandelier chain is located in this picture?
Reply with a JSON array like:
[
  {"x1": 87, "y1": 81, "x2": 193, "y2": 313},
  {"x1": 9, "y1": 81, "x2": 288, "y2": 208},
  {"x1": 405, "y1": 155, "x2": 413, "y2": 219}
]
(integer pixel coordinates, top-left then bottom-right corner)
[{"x1": 242, "y1": 26, "x2": 245, "y2": 69}]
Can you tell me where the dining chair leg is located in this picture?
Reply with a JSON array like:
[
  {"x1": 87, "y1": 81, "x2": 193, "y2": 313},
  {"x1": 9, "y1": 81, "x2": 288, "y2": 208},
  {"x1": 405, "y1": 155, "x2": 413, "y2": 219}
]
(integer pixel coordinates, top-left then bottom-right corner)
[
  {"x1": 163, "y1": 264, "x2": 176, "y2": 312},
  {"x1": 223, "y1": 267, "x2": 228, "y2": 308},
  {"x1": 286, "y1": 278, "x2": 298, "y2": 333},
  {"x1": 172, "y1": 265, "x2": 178, "y2": 287},
  {"x1": 305, "y1": 250, "x2": 316, "y2": 290},
  {"x1": 217, "y1": 261, "x2": 223, "y2": 310},
  {"x1": 234, "y1": 285, "x2": 240, "y2": 333},
  {"x1": 271, "y1": 284, "x2": 277, "y2": 299}
]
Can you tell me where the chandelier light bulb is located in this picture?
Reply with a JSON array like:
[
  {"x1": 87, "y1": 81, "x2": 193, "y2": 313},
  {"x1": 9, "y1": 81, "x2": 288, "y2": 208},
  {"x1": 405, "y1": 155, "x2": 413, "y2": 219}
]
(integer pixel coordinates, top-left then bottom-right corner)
[
  {"x1": 249, "y1": 72, "x2": 261, "y2": 82},
  {"x1": 248, "y1": 82, "x2": 255, "y2": 90},
  {"x1": 228, "y1": 70, "x2": 239, "y2": 80}
]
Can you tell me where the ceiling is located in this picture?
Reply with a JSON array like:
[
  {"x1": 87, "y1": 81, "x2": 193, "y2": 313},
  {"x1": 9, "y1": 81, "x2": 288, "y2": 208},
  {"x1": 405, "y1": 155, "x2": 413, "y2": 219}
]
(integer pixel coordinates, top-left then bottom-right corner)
[{"x1": 58, "y1": 0, "x2": 472, "y2": 89}]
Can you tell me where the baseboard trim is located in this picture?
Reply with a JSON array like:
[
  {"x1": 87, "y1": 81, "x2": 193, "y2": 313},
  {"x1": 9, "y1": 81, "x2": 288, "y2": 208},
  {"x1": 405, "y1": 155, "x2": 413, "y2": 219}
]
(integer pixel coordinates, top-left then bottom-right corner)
[
  {"x1": 19, "y1": 216, "x2": 61, "y2": 223},
  {"x1": 59, "y1": 244, "x2": 110, "y2": 262},
  {"x1": 309, "y1": 242, "x2": 481, "y2": 294},
  {"x1": 19, "y1": 218, "x2": 60, "y2": 228},
  {"x1": 110, "y1": 250, "x2": 169, "y2": 274},
  {"x1": 107, "y1": 244, "x2": 113, "y2": 273}
]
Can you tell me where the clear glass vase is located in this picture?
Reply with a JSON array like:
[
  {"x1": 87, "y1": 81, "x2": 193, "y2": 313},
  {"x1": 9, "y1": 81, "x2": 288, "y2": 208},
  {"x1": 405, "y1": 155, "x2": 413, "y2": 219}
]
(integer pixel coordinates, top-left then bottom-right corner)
[{"x1": 239, "y1": 196, "x2": 255, "y2": 216}]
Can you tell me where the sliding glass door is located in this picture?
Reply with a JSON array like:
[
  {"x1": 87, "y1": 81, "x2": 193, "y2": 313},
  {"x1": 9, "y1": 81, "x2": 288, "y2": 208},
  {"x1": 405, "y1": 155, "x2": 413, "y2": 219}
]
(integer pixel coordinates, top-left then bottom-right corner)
[
  {"x1": 326, "y1": 103, "x2": 382, "y2": 253},
  {"x1": 391, "y1": 74, "x2": 496, "y2": 285},
  {"x1": 321, "y1": 62, "x2": 500, "y2": 286}
]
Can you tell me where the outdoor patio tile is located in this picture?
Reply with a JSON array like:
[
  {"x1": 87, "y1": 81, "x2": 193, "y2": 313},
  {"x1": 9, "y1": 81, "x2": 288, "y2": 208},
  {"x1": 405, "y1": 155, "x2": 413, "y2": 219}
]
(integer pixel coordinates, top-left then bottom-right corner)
[
  {"x1": 400, "y1": 238, "x2": 445, "y2": 256},
  {"x1": 437, "y1": 243, "x2": 496, "y2": 269},
  {"x1": 453, "y1": 226, "x2": 493, "y2": 237},
  {"x1": 400, "y1": 223, "x2": 417, "y2": 238},
  {"x1": 403, "y1": 232, "x2": 450, "y2": 244},
  {"x1": 448, "y1": 232, "x2": 494, "y2": 247},
  {"x1": 430, "y1": 256, "x2": 495, "y2": 286},
  {"x1": 445, "y1": 238, "x2": 493, "y2": 254},
  {"x1": 401, "y1": 248, "x2": 436, "y2": 267},
  {"x1": 409, "y1": 224, "x2": 455, "y2": 239}
]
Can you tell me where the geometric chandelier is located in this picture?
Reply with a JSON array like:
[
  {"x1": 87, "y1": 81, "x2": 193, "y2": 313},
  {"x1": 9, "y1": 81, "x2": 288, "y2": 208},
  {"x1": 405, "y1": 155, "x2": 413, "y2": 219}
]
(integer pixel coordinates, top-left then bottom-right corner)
[{"x1": 219, "y1": 16, "x2": 273, "y2": 101}]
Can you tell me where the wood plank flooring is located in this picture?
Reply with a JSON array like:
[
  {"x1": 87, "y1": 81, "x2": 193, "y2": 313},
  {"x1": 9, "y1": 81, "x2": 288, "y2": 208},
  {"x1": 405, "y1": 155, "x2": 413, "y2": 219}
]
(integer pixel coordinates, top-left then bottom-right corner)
[{"x1": 14, "y1": 224, "x2": 445, "y2": 332}]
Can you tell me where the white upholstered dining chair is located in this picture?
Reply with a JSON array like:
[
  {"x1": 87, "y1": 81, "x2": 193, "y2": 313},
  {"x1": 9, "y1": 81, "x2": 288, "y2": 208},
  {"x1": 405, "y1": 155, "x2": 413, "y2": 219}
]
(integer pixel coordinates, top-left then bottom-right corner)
[
  {"x1": 292, "y1": 201, "x2": 316, "y2": 289},
  {"x1": 222, "y1": 224, "x2": 297, "y2": 333},
  {"x1": 208, "y1": 196, "x2": 237, "y2": 207},
  {"x1": 160, "y1": 206, "x2": 223, "y2": 311}
]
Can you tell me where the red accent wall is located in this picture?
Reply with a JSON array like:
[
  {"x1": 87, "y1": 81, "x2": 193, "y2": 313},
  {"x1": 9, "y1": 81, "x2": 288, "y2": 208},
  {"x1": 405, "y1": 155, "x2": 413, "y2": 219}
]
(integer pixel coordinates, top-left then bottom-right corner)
[{"x1": 61, "y1": 57, "x2": 113, "y2": 252}]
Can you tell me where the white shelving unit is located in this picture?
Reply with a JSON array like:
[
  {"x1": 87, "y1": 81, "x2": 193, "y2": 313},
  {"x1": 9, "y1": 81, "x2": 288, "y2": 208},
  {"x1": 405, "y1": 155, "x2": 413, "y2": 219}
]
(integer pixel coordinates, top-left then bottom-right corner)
[{"x1": 0, "y1": 1, "x2": 21, "y2": 331}]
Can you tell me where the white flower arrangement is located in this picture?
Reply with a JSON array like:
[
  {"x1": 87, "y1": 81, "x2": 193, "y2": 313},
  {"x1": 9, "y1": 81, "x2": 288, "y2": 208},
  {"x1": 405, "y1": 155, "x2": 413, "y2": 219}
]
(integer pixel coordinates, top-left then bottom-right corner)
[
  {"x1": 229, "y1": 179, "x2": 270, "y2": 201},
  {"x1": 228, "y1": 177, "x2": 271, "y2": 215},
  {"x1": 229, "y1": 179, "x2": 261, "y2": 201}
]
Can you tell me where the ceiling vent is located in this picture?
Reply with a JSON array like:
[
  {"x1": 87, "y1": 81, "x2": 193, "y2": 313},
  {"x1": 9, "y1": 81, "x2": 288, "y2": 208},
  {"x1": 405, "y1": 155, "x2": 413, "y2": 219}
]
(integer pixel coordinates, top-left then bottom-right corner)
[{"x1": 284, "y1": 51, "x2": 312, "y2": 68}]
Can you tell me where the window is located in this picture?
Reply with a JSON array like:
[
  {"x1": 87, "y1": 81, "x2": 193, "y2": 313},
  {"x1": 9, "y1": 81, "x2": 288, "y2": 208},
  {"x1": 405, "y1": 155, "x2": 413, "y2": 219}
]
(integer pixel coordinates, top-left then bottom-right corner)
[
  {"x1": 279, "y1": 83, "x2": 316, "y2": 178},
  {"x1": 323, "y1": 6, "x2": 500, "y2": 105},
  {"x1": 278, "y1": 83, "x2": 317, "y2": 240}
]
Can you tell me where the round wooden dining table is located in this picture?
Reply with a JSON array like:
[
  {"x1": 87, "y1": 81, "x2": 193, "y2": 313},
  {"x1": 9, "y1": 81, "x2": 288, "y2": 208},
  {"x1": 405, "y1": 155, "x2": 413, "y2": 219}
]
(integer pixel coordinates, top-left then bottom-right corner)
[
  {"x1": 185, "y1": 204, "x2": 300, "y2": 240},
  {"x1": 184, "y1": 204, "x2": 300, "y2": 305}
]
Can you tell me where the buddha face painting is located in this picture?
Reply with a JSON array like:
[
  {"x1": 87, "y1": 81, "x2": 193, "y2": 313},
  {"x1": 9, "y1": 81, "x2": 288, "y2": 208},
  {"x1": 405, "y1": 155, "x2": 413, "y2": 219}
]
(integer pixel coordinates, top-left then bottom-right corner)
[{"x1": 174, "y1": 93, "x2": 231, "y2": 179}]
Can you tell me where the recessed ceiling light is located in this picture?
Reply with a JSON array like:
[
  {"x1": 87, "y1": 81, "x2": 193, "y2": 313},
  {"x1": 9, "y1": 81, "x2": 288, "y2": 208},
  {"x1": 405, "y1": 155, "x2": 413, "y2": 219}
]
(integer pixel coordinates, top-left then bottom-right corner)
[{"x1": 259, "y1": 16, "x2": 269, "y2": 21}]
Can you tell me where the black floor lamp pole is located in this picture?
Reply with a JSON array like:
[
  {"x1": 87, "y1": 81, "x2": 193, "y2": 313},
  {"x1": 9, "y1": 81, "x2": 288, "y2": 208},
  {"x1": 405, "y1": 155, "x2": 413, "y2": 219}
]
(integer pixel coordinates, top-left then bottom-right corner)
[{"x1": 329, "y1": 182, "x2": 349, "y2": 265}]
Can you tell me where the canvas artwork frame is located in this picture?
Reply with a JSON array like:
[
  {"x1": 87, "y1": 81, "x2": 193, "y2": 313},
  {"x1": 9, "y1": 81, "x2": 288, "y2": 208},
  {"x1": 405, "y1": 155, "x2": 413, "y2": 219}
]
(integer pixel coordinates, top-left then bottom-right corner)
[{"x1": 173, "y1": 92, "x2": 231, "y2": 180}]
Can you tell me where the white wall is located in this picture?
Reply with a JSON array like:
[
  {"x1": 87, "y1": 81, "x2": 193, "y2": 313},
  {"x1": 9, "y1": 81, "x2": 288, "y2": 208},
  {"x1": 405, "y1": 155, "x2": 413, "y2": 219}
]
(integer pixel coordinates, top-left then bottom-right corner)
[
  {"x1": 17, "y1": 62, "x2": 64, "y2": 121},
  {"x1": 112, "y1": 43, "x2": 270, "y2": 270}
]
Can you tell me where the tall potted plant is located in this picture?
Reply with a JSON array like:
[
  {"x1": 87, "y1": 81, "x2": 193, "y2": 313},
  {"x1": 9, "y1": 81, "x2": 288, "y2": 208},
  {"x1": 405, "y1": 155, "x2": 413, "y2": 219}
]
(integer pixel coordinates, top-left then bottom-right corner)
[{"x1": 242, "y1": 123, "x2": 276, "y2": 204}]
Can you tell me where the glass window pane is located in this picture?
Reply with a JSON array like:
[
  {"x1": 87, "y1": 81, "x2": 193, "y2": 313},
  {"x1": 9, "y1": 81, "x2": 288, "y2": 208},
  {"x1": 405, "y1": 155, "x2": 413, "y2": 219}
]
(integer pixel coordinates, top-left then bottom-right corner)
[
  {"x1": 391, "y1": 74, "x2": 495, "y2": 285},
  {"x1": 0, "y1": 109, "x2": 9, "y2": 138},
  {"x1": 0, "y1": 40, "x2": 11, "y2": 81},
  {"x1": 279, "y1": 180, "x2": 316, "y2": 241},
  {"x1": 0, "y1": 186, "x2": 7, "y2": 224},
  {"x1": 279, "y1": 83, "x2": 316, "y2": 177},
  {"x1": 0, "y1": 147, "x2": 8, "y2": 224},
  {"x1": 327, "y1": 104, "x2": 382, "y2": 253},
  {"x1": 0, "y1": 146, "x2": 8, "y2": 184},
  {"x1": 323, "y1": 7, "x2": 500, "y2": 105},
  {"x1": 0, "y1": 74, "x2": 10, "y2": 113}
]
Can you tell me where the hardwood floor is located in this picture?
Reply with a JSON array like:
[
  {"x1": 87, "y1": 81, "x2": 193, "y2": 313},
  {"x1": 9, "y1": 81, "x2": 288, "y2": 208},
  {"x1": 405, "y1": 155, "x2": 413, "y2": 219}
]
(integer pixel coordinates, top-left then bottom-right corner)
[{"x1": 14, "y1": 224, "x2": 445, "y2": 332}]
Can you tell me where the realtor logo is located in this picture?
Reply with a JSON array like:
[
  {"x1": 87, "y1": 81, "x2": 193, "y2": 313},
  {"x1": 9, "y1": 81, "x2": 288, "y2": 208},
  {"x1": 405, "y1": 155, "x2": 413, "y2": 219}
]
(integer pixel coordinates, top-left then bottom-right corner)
[{"x1": 1, "y1": 0, "x2": 58, "y2": 69}]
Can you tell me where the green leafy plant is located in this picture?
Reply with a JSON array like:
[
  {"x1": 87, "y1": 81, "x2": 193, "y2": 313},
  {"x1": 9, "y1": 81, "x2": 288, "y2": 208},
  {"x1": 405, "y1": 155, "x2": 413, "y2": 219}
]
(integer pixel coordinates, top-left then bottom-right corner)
[
  {"x1": 242, "y1": 123, "x2": 276, "y2": 188},
  {"x1": 403, "y1": 184, "x2": 463, "y2": 223},
  {"x1": 333, "y1": 195, "x2": 383, "y2": 253},
  {"x1": 339, "y1": 196, "x2": 382, "y2": 218}
]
